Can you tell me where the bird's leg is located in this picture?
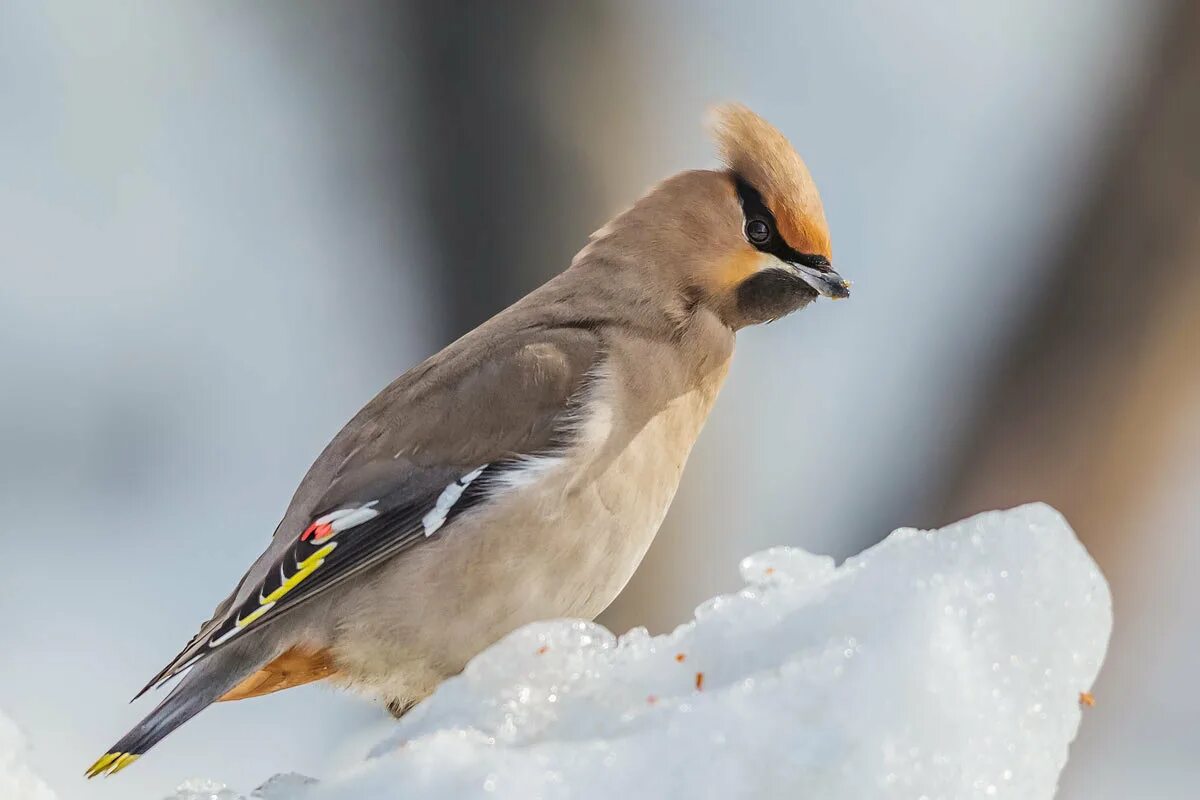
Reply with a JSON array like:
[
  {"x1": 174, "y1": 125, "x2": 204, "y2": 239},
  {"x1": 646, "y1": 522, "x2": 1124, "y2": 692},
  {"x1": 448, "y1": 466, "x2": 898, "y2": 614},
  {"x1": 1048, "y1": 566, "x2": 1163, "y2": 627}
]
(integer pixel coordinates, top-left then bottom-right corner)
[{"x1": 386, "y1": 697, "x2": 417, "y2": 719}]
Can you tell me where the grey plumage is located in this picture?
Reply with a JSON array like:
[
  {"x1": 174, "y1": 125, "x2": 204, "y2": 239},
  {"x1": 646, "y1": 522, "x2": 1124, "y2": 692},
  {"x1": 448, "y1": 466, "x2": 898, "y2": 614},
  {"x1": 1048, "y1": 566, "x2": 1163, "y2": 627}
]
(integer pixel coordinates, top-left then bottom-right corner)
[{"x1": 88, "y1": 104, "x2": 848, "y2": 776}]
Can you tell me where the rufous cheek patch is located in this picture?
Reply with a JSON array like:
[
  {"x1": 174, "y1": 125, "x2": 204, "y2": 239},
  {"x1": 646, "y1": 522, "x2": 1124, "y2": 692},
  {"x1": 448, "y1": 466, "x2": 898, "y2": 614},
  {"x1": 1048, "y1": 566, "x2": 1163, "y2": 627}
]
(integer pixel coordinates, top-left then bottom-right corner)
[{"x1": 715, "y1": 249, "x2": 771, "y2": 292}]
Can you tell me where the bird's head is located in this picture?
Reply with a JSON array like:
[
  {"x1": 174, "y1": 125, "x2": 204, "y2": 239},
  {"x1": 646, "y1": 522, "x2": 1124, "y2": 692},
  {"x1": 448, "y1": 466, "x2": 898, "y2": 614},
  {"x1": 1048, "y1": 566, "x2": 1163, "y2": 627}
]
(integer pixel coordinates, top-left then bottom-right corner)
[
  {"x1": 706, "y1": 102, "x2": 847, "y2": 324},
  {"x1": 587, "y1": 104, "x2": 847, "y2": 330}
]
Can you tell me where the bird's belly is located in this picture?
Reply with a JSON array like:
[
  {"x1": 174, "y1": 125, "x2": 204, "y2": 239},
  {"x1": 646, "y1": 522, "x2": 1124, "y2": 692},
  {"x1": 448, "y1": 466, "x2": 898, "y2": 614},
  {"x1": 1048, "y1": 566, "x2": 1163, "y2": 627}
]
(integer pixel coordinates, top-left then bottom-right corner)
[{"x1": 330, "y1": 382, "x2": 720, "y2": 702}]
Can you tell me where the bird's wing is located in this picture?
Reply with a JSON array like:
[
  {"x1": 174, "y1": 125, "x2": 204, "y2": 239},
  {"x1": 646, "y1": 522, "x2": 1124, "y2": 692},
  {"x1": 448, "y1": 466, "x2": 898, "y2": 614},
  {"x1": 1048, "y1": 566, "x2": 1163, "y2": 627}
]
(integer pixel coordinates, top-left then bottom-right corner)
[{"x1": 136, "y1": 321, "x2": 602, "y2": 697}]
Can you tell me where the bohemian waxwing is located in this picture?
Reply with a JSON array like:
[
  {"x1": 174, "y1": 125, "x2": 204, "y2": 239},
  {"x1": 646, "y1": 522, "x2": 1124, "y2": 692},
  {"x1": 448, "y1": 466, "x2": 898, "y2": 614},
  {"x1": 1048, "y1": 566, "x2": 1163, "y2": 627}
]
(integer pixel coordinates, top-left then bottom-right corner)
[{"x1": 87, "y1": 103, "x2": 848, "y2": 777}]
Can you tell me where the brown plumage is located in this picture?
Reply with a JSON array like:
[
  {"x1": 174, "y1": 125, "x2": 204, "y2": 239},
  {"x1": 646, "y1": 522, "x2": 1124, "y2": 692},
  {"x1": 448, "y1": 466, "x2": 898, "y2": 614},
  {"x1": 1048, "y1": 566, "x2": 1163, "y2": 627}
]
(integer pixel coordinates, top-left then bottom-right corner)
[
  {"x1": 710, "y1": 103, "x2": 832, "y2": 260},
  {"x1": 87, "y1": 103, "x2": 848, "y2": 776}
]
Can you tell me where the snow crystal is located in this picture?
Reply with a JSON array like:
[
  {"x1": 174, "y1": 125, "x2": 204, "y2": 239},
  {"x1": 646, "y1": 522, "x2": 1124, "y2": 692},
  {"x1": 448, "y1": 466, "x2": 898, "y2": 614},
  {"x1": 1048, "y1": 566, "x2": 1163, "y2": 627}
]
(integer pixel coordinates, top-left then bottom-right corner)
[
  {"x1": 167, "y1": 503, "x2": 1112, "y2": 800},
  {"x1": 0, "y1": 709, "x2": 56, "y2": 800},
  {"x1": 169, "y1": 778, "x2": 243, "y2": 800},
  {"x1": 168, "y1": 773, "x2": 317, "y2": 800}
]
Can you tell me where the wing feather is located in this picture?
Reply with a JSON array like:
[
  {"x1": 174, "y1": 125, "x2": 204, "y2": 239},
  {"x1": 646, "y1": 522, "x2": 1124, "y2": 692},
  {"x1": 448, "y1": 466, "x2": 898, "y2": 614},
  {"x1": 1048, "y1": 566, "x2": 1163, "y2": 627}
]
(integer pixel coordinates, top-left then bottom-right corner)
[{"x1": 135, "y1": 319, "x2": 602, "y2": 698}]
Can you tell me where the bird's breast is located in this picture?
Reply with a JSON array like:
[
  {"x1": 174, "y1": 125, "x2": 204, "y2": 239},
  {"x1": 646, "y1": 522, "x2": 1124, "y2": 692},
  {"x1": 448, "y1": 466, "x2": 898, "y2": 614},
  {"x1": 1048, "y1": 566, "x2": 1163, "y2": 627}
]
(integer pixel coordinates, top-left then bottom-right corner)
[
  {"x1": 332, "y1": 344, "x2": 731, "y2": 698},
  {"x1": 467, "y1": 349, "x2": 730, "y2": 619}
]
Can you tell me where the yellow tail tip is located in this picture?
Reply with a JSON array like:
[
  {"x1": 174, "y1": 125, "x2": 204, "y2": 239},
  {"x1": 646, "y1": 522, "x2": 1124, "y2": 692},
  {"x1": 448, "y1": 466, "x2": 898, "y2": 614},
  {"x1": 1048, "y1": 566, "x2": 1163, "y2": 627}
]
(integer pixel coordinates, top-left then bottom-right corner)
[
  {"x1": 85, "y1": 752, "x2": 139, "y2": 778},
  {"x1": 84, "y1": 752, "x2": 118, "y2": 778}
]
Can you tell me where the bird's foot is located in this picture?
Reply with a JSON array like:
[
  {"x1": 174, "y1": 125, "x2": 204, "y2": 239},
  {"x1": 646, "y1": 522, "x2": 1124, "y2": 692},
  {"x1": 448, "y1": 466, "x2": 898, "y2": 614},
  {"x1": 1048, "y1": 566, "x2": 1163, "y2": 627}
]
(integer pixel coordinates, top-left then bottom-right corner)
[{"x1": 386, "y1": 697, "x2": 417, "y2": 719}]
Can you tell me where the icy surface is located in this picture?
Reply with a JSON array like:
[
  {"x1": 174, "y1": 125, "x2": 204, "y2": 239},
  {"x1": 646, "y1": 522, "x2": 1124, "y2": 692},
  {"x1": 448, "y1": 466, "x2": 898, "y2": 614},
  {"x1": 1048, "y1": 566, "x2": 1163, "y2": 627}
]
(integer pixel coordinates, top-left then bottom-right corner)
[
  {"x1": 166, "y1": 503, "x2": 1111, "y2": 800},
  {"x1": 168, "y1": 773, "x2": 317, "y2": 800},
  {"x1": 0, "y1": 709, "x2": 56, "y2": 800}
]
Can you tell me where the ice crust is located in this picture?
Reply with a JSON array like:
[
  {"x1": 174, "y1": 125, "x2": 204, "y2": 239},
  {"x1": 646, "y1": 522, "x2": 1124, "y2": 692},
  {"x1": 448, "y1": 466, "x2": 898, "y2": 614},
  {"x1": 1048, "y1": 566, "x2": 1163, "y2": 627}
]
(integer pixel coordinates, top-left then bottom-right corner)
[{"x1": 165, "y1": 503, "x2": 1111, "y2": 800}]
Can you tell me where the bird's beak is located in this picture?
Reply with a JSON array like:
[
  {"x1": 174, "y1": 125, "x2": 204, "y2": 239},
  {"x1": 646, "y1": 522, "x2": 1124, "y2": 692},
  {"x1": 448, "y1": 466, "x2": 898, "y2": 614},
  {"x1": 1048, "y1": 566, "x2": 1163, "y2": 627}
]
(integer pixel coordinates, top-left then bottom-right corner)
[{"x1": 792, "y1": 262, "x2": 850, "y2": 300}]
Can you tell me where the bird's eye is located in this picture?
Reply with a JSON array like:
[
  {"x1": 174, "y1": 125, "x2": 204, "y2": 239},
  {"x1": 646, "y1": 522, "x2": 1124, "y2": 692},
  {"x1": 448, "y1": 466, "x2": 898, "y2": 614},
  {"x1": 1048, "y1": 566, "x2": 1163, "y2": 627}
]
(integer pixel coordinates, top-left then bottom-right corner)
[{"x1": 746, "y1": 217, "x2": 772, "y2": 245}]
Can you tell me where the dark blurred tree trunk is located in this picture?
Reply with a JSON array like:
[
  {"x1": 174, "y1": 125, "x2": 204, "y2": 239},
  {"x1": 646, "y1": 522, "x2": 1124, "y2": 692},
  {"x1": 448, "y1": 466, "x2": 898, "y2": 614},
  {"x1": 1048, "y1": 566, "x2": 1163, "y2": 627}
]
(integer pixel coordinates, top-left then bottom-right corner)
[
  {"x1": 401, "y1": 1, "x2": 635, "y2": 339},
  {"x1": 930, "y1": 0, "x2": 1200, "y2": 602}
]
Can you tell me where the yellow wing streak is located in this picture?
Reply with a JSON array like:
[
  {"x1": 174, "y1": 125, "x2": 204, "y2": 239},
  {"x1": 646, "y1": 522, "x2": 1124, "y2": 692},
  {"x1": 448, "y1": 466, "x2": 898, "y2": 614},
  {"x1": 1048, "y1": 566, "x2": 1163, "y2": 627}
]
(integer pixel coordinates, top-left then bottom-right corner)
[
  {"x1": 259, "y1": 542, "x2": 337, "y2": 606},
  {"x1": 85, "y1": 542, "x2": 340, "y2": 779}
]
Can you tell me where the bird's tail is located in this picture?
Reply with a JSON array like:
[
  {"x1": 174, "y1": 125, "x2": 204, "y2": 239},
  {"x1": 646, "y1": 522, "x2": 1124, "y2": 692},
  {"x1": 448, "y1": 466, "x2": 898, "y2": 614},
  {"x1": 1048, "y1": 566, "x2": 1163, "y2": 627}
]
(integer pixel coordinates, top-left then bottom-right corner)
[{"x1": 86, "y1": 645, "x2": 267, "y2": 778}]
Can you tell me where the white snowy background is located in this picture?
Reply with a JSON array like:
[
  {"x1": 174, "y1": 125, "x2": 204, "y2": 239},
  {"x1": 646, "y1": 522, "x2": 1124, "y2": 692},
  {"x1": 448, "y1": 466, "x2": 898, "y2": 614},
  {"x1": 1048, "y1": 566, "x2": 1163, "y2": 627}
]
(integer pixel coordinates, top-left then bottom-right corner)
[
  {"x1": 1, "y1": 1, "x2": 1193, "y2": 799},
  {"x1": 7, "y1": 504, "x2": 1115, "y2": 799}
]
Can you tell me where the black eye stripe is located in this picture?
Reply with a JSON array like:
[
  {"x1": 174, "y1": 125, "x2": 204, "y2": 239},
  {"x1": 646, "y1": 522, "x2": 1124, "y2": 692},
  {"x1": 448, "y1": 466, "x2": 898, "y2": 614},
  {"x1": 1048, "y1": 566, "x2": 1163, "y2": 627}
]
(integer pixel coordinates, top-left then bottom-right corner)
[{"x1": 733, "y1": 175, "x2": 829, "y2": 270}]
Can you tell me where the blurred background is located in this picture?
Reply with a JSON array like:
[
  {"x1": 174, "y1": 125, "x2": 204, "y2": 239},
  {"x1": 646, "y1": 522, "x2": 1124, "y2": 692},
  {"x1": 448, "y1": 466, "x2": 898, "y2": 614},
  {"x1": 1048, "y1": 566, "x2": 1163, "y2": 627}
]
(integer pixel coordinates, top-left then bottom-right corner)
[{"x1": 1, "y1": 1, "x2": 1196, "y2": 797}]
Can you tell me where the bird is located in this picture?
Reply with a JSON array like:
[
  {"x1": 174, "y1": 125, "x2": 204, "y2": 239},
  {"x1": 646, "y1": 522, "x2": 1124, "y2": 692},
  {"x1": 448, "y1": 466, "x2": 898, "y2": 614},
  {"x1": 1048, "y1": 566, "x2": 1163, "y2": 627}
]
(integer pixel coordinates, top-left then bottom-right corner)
[{"x1": 86, "y1": 103, "x2": 849, "y2": 777}]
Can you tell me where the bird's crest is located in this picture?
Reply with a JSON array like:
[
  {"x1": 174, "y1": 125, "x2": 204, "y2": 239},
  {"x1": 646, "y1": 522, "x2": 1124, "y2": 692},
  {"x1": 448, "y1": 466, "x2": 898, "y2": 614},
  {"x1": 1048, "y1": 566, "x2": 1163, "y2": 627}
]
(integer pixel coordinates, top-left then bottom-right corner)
[{"x1": 709, "y1": 103, "x2": 831, "y2": 259}]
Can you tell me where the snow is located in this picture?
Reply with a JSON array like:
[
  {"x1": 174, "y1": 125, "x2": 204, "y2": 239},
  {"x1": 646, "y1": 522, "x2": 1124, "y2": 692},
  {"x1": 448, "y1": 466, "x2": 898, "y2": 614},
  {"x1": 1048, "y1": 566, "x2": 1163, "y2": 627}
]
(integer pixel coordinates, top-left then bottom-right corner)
[
  {"x1": 168, "y1": 774, "x2": 316, "y2": 800},
  {"x1": 163, "y1": 503, "x2": 1111, "y2": 800},
  {"x1": 0, "y1": 709, "x2": 56, "y2": 800}
]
